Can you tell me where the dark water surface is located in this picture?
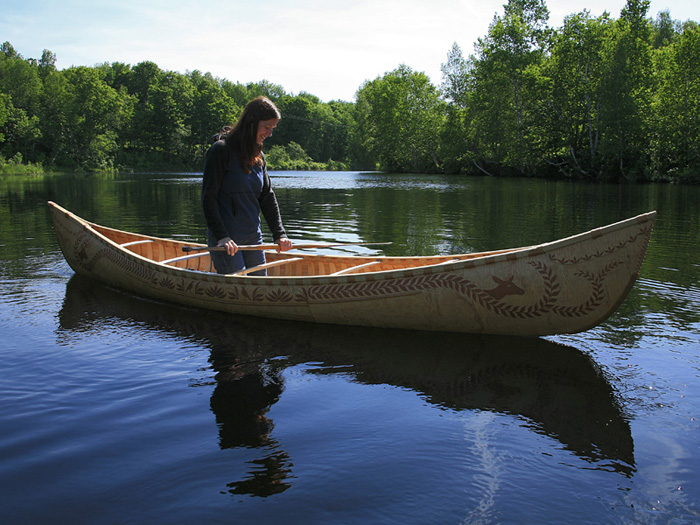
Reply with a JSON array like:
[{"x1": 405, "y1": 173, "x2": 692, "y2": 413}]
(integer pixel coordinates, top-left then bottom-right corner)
[{"x1": 1, "y1": 171, "x2": 699, "y2": 523}]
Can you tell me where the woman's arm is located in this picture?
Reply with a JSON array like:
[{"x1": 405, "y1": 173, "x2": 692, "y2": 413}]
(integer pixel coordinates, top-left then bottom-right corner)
[
  {"x1": 201, "y1": 141, "x2": 230, "y2": 241},
  {"x1": 259, "y1": 157, "x2": 287, "y2": 242}
]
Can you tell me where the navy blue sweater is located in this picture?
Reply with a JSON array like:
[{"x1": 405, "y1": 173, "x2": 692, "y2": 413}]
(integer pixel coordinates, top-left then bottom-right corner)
[{"x1": 201, "y1": 140, "x2": 286, "y2": 243}]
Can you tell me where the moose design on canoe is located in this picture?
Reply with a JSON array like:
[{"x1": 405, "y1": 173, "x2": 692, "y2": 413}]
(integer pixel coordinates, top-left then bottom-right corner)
[
  {"x1": 50, "y1": 201, "x2": 655, "y2": 336},
  {"x1": 484, "y1": 276, "x2": 525, "y2": 300}
]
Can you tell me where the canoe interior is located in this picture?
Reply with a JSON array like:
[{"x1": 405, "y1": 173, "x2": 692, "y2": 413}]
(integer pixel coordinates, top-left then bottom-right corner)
[{"x1": 91, "y1": 223, "x2": 521, "y2": 277}]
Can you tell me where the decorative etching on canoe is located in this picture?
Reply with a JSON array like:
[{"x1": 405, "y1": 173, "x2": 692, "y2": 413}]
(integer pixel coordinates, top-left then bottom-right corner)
[
  {"x1": 205, "y1": 285, "x2": 227, "y2": 299},
  {"x1": 547, "y1": 225, "x2": 652, "y2": 265},
  {"x1": 484, "y1": 276, "x2": 525, "y2": 300},
  {"x1": 298, "y1": 271, "x2": 544, "y2": 316},
  {"x1": 553, "y1": 261, "x2": 623, "y2": 317},
  {"x1": 159, "y1": 276, "x2": 176, "y2": 290},
  {"x1": 175, "y1": 279, "x2": 208, "y2": 295},
  {"x1": 294, "y1": 260, "x2": 623, "y2": 319},
  {"x1": 73, "y1": 232, "x2": 156, "y2": 282},
  {"x1": 265, "y1": 289, "x2": 295, "y2": 303},
  {"x1": 153, "y1": 258, "x2": 626, "y2": 320}
]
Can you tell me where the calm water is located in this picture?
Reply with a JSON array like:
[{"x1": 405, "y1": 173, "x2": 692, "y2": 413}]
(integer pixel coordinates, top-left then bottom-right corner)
[{"x1": 1, "y1": 171, "x2": 699, "y2": 523}]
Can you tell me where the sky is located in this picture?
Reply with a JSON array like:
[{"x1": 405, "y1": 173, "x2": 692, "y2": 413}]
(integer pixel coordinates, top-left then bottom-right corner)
[{"x1": 2, "y1": 0, "x2": 698, "y2": 103}]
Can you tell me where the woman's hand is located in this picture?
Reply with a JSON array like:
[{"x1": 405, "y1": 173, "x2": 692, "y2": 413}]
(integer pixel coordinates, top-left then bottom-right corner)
[
  {"x1": 217, "y1": 237, "x2": 238, "y2": 256},
  {"x1": 276, "y1": 237, "x2": 293, "y2": 252}
]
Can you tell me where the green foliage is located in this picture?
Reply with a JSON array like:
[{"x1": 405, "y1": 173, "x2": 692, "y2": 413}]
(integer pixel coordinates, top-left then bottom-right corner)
[
  {"x1": 0, "y1": 44, "x2": 352, "y2": 172},
  {"x1": 544, "y1": 11, "x2": 611, "y2": 177},
  {"x1": 355, "y1": 64, "x2": 444, "y2": 173},
  {"x1": 464, "y1": 0, "x2": 552, "y2": 176},
  {"x1": 266, "y1": 142, "x2": 347, "y2": 171},
  {"x1": 443, "y1": 0, "x2": 699, "y2": 181},
  {"x1": 650, "y1": 21, "x2": 700, "y2": 182},
  {"x1": 1, "y1": 0, "x2": 699, "y2": 182},
  {"x1": 0, "y1": 151, "x2": 44, "y2": 174},
  {"x1": 595, "y1": 0, "x2": 654, "y2": 180},
  {"x1": 440, "y1": 43, "x2": 470, "y2": 107}
]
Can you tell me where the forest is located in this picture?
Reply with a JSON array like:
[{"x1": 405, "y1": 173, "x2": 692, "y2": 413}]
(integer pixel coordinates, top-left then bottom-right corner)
[{"x1": 1, "y1": 0, "x2": 699, "y2": 182}]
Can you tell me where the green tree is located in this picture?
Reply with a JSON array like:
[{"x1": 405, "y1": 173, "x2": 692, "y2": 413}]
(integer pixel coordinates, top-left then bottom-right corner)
[
  {"x1": 437, "y1": 104, "x2": 470, "y2": 174},
  {"x1": 221, "y1": 80, "x2": 251, "y2": 108},
  {"x1": 596, "y1": 0, "x2": 653, "y2": 179},
  {"x1": 270, "y1": 93, "x2": 352, "y2": 166},
  {"x1": 0, "y1": 94, "x2": 41, "y2": 164},
  {"x1": 37, "y1": 68, "x2": 70, "y2": 165},
  {"x1": 100, "y1": 61, "x2": 133, "y2": 91},
  {"x1": 652, "y1": 9, "x2": 681, "y2": 48},
  {"x1": 150, "y1": 71, "x2": 194, "y2": 163},
  {"x1": 58, "y1": 66, "x2": 133, "y2": 169},
  {"x1": 355, "y1": 64, "x2": 444, "y2": 173},
  {"x1": 440, "y1": 42, "x2": 470, "y2": 107},
  {"x1": 0, "y1": 92, "x2": 8, "y2": 143},
  {"x1": 466, "y1": 0, "x2": 551, "y2": 175},
  {"x1": 246, "y1": 79, "x2": 286, "y2": 101},
  {"x1": 544, "y1": 11, "x2": 611, "y2": 177},
  {"x1": 0, "y1": 44, "x2": 43, "y2": 115},
  {"x1": 651, "y1": 21, "x2": 700, "y2": 181},
  {"x1": 187, "y1": 71, "x2": 240, "y2": 161},
  {"x1": 266, "y1": 141, "x2": 325, "y2": 170},
  {"x1": 120, "y1": 61, "x2": 162, "y2": 163},
  {"x1": 322, "y1": 100, "x2": 355, "y2": 165},
  {"x1": 38, "y1": 49, "x2": 57, "y2": 79},
  {"x1": 274, "y1": 93, "x2": 324, "y2": 159}
]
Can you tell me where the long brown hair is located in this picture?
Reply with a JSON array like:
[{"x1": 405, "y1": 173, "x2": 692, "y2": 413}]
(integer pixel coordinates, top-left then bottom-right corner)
[{"x1": 224, "y1": 96, "x2": 281, "y2": 173}]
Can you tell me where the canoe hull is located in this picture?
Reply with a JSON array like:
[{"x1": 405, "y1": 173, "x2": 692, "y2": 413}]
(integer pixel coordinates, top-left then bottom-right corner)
[{"x1": 49, "y1": 201, "x2": 655, "y2": 336}]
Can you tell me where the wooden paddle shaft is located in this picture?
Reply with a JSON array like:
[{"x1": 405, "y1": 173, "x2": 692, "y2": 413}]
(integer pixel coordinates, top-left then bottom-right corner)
[{"x1": 182, "y1": 242, "x2": 391, "y2": 253}]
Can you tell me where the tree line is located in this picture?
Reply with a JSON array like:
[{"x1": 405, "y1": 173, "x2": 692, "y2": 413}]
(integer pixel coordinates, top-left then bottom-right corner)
[
  {"x1": 0, "y1": 41, "x2": 358, "y2": 174},
  {"x1": 1, "y1": 0, "x2": 699, "y2": 182}
]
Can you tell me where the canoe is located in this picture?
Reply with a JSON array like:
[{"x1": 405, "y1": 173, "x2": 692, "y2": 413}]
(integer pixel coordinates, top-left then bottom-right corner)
[{"x1": 48, "y1": 201, "x2": 656, "y2": 336}]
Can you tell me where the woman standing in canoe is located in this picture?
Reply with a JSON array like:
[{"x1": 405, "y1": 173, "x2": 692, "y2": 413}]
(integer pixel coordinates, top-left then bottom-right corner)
[{"x1": 202, "y1": 96, "x2": 293, "y2": 275}]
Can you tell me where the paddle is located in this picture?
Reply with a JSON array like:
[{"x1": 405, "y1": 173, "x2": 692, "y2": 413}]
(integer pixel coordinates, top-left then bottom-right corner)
[{"x1": 182, "y1": 241, "x2": 391, "y2": 253}]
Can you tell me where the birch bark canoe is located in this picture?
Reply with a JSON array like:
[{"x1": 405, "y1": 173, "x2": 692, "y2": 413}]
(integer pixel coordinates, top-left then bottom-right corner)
[{"x1": 48, "y1": 201, "x2": 655, "y2": 336}]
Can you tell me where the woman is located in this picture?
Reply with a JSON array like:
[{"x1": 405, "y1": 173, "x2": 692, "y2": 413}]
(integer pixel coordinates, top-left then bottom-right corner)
[{"x1": 201, "y1": 96, "x2": 293, "y2": 275}]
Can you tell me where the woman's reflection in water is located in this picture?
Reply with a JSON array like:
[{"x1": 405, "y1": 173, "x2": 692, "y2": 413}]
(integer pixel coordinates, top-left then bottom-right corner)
[{"x1": 209, "y1": 345, "x2": 293, "y2": 496}]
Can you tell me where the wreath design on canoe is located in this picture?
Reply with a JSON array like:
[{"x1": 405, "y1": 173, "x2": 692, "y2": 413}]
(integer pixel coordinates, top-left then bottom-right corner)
[{"x1": 289, "y1": 259, "x2": 623, "y2": 319}]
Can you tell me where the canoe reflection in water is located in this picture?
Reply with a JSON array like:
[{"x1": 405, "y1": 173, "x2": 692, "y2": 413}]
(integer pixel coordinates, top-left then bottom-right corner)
[{"x1": 57, "y1": 275, "x2": 636, "y2": 497}]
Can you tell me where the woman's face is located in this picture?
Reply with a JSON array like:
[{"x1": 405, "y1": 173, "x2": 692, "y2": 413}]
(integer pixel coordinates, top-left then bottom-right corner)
[{"x1": 257, "y1": 118, "x2": 279, "y2": 144}]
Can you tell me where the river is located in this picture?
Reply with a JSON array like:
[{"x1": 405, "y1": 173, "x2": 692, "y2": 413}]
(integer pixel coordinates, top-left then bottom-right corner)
[{"x1": 1, "y1": 171, "x2": 698, "y2": 523}]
